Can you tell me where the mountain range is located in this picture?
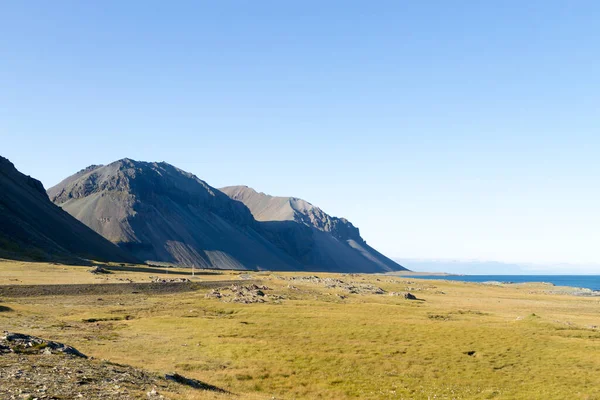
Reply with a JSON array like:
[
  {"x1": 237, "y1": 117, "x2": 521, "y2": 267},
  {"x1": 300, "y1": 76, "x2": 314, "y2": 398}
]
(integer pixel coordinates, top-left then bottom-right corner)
[{"x1": 2, "y1": 156, "x2": 405, "y2": 272}]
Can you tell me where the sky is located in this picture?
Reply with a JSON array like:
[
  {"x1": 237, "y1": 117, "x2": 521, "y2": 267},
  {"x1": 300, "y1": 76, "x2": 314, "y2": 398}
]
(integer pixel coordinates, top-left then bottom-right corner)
[{"x1": 1, "y1": 1, "x2": 600, "y2": 273}]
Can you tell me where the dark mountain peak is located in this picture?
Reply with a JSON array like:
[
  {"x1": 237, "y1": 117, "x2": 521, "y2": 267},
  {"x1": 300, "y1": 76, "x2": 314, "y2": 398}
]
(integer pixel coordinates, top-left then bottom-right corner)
[
  {"x1": 112, "y1": 157, "x2": 136, "y2": 165},
  {"x1": 103, "y1": 159, "x2": 209, "y2": 189},
  {"x1": 0, "y1": 155, "x2": 14, "y2": 168},
  {"x1": 49, "y1": 160, "x2": 248, "y2": 222},
  {"x1": 0, "y1": 155, "x2": 136, "y2": 263},
  {"x1": 0, "y1": 156, "x2": 47, "y2": 198}
]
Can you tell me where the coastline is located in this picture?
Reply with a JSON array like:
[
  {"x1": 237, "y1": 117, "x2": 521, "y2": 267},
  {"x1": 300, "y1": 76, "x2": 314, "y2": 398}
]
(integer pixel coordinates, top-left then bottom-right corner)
[
  {"x1": 383, "y1": 270, "x2": 457, "y2": 277},
  {"x1": 403, "y1": 274, "x2": 600, "y2": 296}
]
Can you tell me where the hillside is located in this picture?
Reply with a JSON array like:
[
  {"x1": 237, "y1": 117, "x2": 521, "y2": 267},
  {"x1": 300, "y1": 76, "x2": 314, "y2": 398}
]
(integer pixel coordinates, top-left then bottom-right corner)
[
  {"x1": 221, "y1": 185, "x2": 406, "y2": 272},
  {"x1": 47, "y1": 159, "x2": 302, "y2": 270},
  {"x1": 0, "y1": 156, "x2": 136, "y2": 263}
]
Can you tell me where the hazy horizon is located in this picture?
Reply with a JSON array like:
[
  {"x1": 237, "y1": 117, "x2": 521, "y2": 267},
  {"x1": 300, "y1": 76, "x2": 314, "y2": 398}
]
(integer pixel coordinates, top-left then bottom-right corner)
[
  {"x1": 2, "y1": 2, "x2": 599, "y2": 271},
  {"x1": 397, "y1": 258, "x2": 600, "y2": 275}
]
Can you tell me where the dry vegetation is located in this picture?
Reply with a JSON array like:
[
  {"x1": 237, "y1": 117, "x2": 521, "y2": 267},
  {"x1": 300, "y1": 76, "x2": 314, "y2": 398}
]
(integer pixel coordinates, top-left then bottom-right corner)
[{"x1": 1, "y1": 259, "x2": 600, "y2": 399}]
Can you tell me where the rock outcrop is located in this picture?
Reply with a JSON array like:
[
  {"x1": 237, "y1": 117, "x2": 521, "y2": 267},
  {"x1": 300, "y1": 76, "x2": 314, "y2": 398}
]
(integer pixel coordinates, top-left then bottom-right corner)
[
  {"x1": 0, "y1": 332, "x2": 227, "y2": 399},
  {"x1": 1, "y1": 331, "x2": 87, "y2": 358}
]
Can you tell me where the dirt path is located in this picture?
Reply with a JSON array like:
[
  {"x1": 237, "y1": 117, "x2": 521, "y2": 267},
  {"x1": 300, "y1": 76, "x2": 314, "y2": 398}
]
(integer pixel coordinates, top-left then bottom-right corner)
[{"x1": 0, "y1": 280, "x2": 252, "y2": 298}]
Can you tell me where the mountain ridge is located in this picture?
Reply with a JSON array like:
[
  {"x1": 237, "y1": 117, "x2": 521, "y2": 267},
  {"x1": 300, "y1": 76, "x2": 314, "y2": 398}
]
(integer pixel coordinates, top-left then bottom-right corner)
[
  {"x1": 220, "y1": 185, "x2": 406, "y2": 272},
  {"x1": 220, "y1": 185, "x2": 364, "y2": 243}
]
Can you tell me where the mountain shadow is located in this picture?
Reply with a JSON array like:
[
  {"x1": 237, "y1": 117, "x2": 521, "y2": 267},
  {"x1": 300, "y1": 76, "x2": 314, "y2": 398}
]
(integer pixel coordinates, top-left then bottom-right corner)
[
  {"x1": 221, "y1": 186, "x2": 407, "y2": 272},
  {"x1": 0, "y1": 156, "x2": 137, "y2": 264}
]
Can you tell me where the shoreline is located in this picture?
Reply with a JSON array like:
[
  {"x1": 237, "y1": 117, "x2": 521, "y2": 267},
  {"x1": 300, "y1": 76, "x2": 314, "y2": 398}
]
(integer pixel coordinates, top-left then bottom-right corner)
[{"x1": 402, "y1": 275, "x2": 600, "y2": 296}]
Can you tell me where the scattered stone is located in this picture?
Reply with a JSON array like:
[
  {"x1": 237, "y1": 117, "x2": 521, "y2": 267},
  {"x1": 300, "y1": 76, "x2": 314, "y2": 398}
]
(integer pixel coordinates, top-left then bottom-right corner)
[
  {"x1": 404, "y1": 293, "x2": 417, "y2": 300},
  {"x1": 89, "y1": 266, "x2": 111, "y2": 274},
  {"x1": 229, "y1": 284, "x2": 267, "y2": 304},
  {"x1": 390, "y1": 292, "x2": 418, "y2": 300},
  {"x1": 1, "y1": 332, "x2": 87, "y2": 358},
  {"x1": 205, "y1": 284, "x2": 279, "y2": 304},
  {"x1": 0, "y1": 333, "x2": 228, "y2": 399},
  {"x1": 151, "y1": 277, "x2": 191, "y2": 283},
  {"x1": 147, "y1": 388, "x2": 164, "y2": 398},
  {"x1": 278, "y1": 276, "x2": 386, "y2": 295},
  {"x1": 205, "y1": 289, "x2": 222, "y2": 299},
  {"x1": 428, "y1": 314, "x2": 451, "y2": 321}
]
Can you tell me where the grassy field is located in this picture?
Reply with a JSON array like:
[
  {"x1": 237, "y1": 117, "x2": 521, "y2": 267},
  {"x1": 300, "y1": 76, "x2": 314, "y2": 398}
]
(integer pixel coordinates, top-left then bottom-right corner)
[{"x1": 1, "y1": 259, "x2": 600, "y2": 399}]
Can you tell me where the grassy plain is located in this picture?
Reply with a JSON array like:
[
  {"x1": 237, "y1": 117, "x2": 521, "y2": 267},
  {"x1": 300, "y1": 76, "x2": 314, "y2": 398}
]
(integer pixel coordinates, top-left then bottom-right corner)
[{"x1": 1, "y1": 259, "x2": 600, "y2": 399}]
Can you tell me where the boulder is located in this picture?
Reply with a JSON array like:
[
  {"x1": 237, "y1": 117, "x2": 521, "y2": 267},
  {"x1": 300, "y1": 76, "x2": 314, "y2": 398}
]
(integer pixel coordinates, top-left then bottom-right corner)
[
  {"x1": 404, "y1": 293, "x2": 417, "y2": 300},
  {"x1": 1, "y1": 332, "x2": 87, "y2": 358}
]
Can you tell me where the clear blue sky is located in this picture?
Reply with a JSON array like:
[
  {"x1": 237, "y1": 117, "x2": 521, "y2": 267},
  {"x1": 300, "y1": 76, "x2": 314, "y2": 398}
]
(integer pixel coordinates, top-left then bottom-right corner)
[{"x1": 2, "y1": 1, "x2": 599, "y2": 271}]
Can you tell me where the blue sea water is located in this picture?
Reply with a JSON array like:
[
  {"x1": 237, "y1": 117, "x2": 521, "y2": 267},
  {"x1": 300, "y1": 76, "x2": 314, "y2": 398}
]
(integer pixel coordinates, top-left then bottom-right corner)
[{"x1": 409, "y1": 275, "x2": 600, "y2": 291}]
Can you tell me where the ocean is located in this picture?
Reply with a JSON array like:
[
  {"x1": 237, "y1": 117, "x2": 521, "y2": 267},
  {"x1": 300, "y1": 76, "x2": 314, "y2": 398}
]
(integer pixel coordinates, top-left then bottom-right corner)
[{"x1": 408, "y1": 275, "x2": 600, "y2": 291}]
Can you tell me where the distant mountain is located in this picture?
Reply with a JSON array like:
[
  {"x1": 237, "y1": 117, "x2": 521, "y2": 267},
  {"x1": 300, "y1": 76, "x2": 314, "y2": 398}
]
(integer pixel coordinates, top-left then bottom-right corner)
[
  {"x1": 0, "y1": 156, "x2": 136, "y2": 263},
  {"x1": 48, "y1": 159, "x2": 302, "y2": 270},
  {"x1": 221, "y1": 186, "x2": 406, "y2": 272}
]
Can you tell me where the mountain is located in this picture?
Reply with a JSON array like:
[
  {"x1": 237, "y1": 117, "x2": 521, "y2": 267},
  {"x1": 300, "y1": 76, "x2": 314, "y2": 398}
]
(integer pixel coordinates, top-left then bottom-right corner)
[
  {"x1": 220, "y1": 186, "x2": 406, "y2": 272},
  {"x1": 47, "y1": 158, "x2": 405, "y2": 272},
  {"x1": 0, "y1": 156, "x2": 137, "y2": 263},
  {"x1": 47, "y1": 159, "x2": 302, "y2": 270}
]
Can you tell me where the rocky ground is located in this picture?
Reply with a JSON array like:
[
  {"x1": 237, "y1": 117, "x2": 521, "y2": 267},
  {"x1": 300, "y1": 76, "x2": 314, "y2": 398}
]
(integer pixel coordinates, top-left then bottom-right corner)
[
  {"x1": 275, "y1": 275, "x2": 387, "y2": 295},
  {"x1": 0, "y1": 332, "x2": 227, "y2": 400},
  {"x1": 205, "y1": 284, "x2": 282, "y2": 304}
]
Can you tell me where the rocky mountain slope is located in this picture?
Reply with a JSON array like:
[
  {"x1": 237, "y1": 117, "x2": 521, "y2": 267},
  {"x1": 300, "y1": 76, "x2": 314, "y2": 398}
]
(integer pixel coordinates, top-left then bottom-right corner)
[
  {"x1": 47, "y1": 159, "x2": 404, "y2": 272},
  {"x1": 0, "y1": 156, "x2": 136, "y2": 263},
  {"x1": 221, "y1": 186, "x2": 406, "y2": 272},
  {"x1": 48, "y1": 159, "x2": 302, "y2": 270}
]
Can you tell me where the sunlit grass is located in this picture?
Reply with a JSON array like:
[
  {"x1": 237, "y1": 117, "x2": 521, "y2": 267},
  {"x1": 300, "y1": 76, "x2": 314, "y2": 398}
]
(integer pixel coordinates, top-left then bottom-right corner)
[{"x1": 1, "y1": 260, "x2": 600, "y2": 399}]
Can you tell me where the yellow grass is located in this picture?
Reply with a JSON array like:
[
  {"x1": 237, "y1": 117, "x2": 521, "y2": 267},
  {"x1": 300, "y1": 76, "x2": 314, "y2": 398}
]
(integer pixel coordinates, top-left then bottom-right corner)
[{"x1": 1, "y1": 259, "x2": 600, "y2": 399}]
